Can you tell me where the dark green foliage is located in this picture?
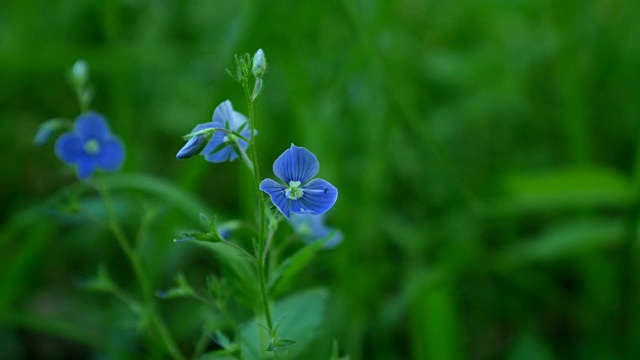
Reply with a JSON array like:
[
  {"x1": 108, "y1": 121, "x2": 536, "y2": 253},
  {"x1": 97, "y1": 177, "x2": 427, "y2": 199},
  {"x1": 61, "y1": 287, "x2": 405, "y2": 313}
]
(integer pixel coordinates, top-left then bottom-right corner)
[{"x1": 2, "y1": 0, "x2": 640, "y2": 358}]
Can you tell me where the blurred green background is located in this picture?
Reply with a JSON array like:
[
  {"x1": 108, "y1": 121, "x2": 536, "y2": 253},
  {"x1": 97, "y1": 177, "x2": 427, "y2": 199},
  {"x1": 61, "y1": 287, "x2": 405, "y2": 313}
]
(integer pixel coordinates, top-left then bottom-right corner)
[{"x1": 2, "y1": 0, "x2": 640, "y2": 358}]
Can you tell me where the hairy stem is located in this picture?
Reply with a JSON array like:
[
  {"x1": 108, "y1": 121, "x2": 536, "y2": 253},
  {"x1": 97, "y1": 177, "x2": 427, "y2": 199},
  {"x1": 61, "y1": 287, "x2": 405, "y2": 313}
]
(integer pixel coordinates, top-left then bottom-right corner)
[{"x1": 242, "y1": 78, "x2": 274, "y2": 331}]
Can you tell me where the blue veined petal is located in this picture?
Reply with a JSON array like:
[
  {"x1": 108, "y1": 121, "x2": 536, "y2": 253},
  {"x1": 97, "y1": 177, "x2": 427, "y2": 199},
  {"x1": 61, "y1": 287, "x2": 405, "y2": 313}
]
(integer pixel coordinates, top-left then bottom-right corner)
[
  {"x1": 75, "y1": 112, "x2": 111, "y2": 141},
  {"x1": 94, "y1": 137, "x2": 125, "y2": 171},
  {"x1": 273, "y1": 144, "x2": 319, "y2": 184},
  {"x1": 294, "y1": 178, "x2": 338, "y2": 215},
  {"x1": 77, "y1": 156, "x2": 95, "y2": 180},
  {"x1": 206, "y1": 146, "x2": 232, "y2": 162},
  {"x1": 55, "y1": 133, "x2": 84, "y2": 164},
  {"x1": 211, "y1": 100, "x2": 234, "y2": 127},
  {"x1": 202, "y1": 130, "x2": 232, "y2": 162},
  {"x1": 260, "y1": 178, "x2": 294, "y2": 218},
  {"x1": 231, "y1": 110, "x2": 248, "y2": 130}
]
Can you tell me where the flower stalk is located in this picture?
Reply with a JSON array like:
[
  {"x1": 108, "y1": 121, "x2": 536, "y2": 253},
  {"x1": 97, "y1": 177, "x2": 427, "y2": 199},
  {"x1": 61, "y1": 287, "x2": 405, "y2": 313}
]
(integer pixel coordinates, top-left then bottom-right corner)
[
  {"x1": 95, "y1": 174, "x2": 185, "y2": 360},
  {"x1": 241, "y1": 75, "x2": 274, "y2": 331}
]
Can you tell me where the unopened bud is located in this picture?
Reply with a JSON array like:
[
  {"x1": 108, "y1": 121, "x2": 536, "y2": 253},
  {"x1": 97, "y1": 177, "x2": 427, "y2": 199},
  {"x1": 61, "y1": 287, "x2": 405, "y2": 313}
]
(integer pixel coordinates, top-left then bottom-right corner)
[
  {"x1": 33, "y1": 118, "x2": 71, "y2": 146},
  {"x1": 176, "y1": 134, "x2": 207, "y2": 159},
  {"x1": 252, "y1": 49, "x2": 266, "y2": 78},
  {"x1": 72, "y1": 59, "x2": 89, "y2": 87}
]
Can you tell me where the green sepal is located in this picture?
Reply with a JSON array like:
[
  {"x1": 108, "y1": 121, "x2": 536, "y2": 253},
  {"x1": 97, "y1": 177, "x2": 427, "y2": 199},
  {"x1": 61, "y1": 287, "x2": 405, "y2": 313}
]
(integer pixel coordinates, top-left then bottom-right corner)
[
  {"x1": 266, "y1": 338, "x2": 297, "y2": 351},
  {"x1": 156, "y1": 273, "x2": 195, "y2": 299},
  {"x1": 77, "y1": 263, "x2": 114, "y2": 293}
]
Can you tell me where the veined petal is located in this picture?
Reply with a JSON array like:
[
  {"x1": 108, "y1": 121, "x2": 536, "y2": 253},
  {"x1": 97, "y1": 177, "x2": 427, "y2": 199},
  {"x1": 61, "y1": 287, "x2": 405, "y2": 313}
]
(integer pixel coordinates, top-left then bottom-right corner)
[
  {"x1": 75, "y1": 112, "x2": 111, "y2": 141},
  {"x1": 54, "y1": 132, "x2": 84, "y2": 163},
  {"x1": 94, "y1": 137, "x2": 125, "y2": 171},
  {"x1": 212, "y1": 100, "x2": 234, "y2": 127},
  {"x1": 77, "y1": 156, "x2": 95, "y2": 180},
  {"x1": 202, "y1": 131, "x2": 231, "y2": 162},
  {"x1": 295, "y1": 178, "x2": 338, "y2": 215},
  {"x1": 206, "y1": 146, "x2": 232, "y2": 162},
  {"x1": 273, "y1": 144, "x2": 319, "y2": 184},
  {"x1": 260, "y1": 178, "x2": 293, "y2": 218},
  {"x1": 231, "y1": 111, "x2": 246, "y2": 130}
]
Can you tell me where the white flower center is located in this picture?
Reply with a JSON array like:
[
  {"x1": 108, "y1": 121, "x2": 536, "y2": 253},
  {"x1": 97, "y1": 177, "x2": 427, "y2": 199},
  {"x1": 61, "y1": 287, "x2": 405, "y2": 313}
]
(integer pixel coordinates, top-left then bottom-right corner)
[
  {"x1": 285, "y1": 181, "x2": 304, "y2": 200},
  {"x1": 84, "y1": 139, "x2": 101, "y2": 155}
]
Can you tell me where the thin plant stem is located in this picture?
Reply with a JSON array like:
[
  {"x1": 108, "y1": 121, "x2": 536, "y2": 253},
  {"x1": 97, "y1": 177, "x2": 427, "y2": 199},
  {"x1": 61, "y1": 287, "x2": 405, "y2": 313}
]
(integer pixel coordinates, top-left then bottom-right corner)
[
  {"x1": 95, "y1": 174, "x2": 185, "y2": 360},
  {"x1": 242, "y1": 78, "x2": 274, "y2": 331}
]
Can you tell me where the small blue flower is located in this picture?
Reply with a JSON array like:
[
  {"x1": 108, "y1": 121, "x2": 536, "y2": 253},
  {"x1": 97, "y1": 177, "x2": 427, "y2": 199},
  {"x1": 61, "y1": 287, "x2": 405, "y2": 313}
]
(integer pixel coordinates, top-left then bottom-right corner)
[
  {"x1": 181, "y1": 100, "x2": 255, "y2": 163},
  {"x1": 259, "y1": 144, "x2": 338, "y2": 218},
  {"x1": 290, "y1": 213, "x2": 343, "y2": 249},
  {"x1": 54, "y1": 112, "x2": 124, "y2": 180}
]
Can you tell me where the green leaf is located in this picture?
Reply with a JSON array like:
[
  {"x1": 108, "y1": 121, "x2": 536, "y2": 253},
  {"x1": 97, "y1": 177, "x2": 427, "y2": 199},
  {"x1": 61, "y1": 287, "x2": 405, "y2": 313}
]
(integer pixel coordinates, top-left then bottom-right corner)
[
  {"x1": 502, "y1": 167, "x2": 633, "y2": 212},
  {"x1": 496, "y1": 219, "x2": 624, "y2": 268},
  {"x1": 268, "y1": 237, "x2": 329, "y2": 296},
  {"x1": 239, "y1": 288, "x2": 328, "y2": 360}
]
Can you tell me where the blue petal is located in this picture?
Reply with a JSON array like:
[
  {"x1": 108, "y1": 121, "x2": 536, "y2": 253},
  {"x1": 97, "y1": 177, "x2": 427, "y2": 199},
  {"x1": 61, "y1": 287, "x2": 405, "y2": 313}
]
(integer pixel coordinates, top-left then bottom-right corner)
[
  {"x1": 75, "y1": 112, "x2": 111, "y2": 141},
  {"x1": 55, "y1": 132, "x2": 83, "y2": 163},
  {"x1": 77, "y1": 156, "x2": 95, "y2": 180},
  {"x1": 259, "y1": 178, "x2": 293, "y2": 218},
  {"x1": 231, "y1": 110, "x2": 248, "y2": 130},
  {"x1": 273, "y1": 144, "x2": 319, "y2": 184},
  {"x1": 295, "y1": 178, "x2": 338, "y2": 215},
  {"x1": 202, "y1": 131, "x2": 232, "y2": 162},
  {"x1": 206, "y1": 146, "x2": 232, "y2": 162},
  {"x1": 95, "y1": 137, "x2": 125, "y2": 171},
  {"x1": 212, "y1": 100, "x2": 234, "y2": 127}
]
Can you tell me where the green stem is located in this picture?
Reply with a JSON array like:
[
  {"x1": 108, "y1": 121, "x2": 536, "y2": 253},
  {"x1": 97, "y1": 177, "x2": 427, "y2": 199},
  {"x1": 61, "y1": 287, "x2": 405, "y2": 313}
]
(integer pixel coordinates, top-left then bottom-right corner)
[
  {"x1": 96, "y1": 175, "x2": 185, "y2": 360},
  {"x1": 242, "y1": 79, "x2": 273, "y2": 331}
]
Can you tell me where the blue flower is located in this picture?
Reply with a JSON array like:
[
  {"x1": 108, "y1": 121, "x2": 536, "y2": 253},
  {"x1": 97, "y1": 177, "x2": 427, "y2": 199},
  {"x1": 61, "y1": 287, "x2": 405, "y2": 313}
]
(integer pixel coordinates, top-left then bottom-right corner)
[
  {"x1": 54, "y1": 112, "x2": 124, "y2": 180},
  {"x1": 259, "y1": 144, "x2": 338, "y2": 218},
  {"x1": 179, "y1": 100, "x2": 255, "y2": 163},
  {"x1": 290, "y1": 213, "x2": 343, "y2": 249}
]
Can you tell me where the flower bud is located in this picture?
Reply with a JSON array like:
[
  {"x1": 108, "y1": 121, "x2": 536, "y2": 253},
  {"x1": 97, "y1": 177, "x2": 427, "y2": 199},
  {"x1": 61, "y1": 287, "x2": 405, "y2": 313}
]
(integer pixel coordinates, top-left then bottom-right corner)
[
  {"x1": 252, "y1": 49, "x2": 266, "y2": 78},
  {"x1": 176, "y1": 134, "x2": 207, "y2": 159},
  {"x1": 33, "y1": 118, "x2": 70, "y2": 146},
  {"x1": 72, "y1": 59, "x2": 89, "y2": 87}
]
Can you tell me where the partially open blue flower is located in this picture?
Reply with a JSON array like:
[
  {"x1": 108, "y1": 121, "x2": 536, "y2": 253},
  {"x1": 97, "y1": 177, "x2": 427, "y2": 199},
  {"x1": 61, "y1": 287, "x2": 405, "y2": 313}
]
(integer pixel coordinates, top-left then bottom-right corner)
[
  {"x1": 290, "y1": 213, "x2": 343, "y2": 249},
  {"x1": 54, "y1": 112, "x2": 124, "y2": 180},
  {"x1": 260, "y1": 144, "x2": 338, "y2": 218},
  {"x1": 178, "y1": 100, "x2": 255, "y2": 163}
]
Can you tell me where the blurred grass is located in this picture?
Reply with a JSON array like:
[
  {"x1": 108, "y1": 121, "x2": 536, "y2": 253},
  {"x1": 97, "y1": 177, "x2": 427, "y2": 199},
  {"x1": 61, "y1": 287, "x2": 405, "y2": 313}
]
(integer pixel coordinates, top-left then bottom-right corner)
[{"x1": 2, "y1": 0, "x2": 640, "y2": 358}]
